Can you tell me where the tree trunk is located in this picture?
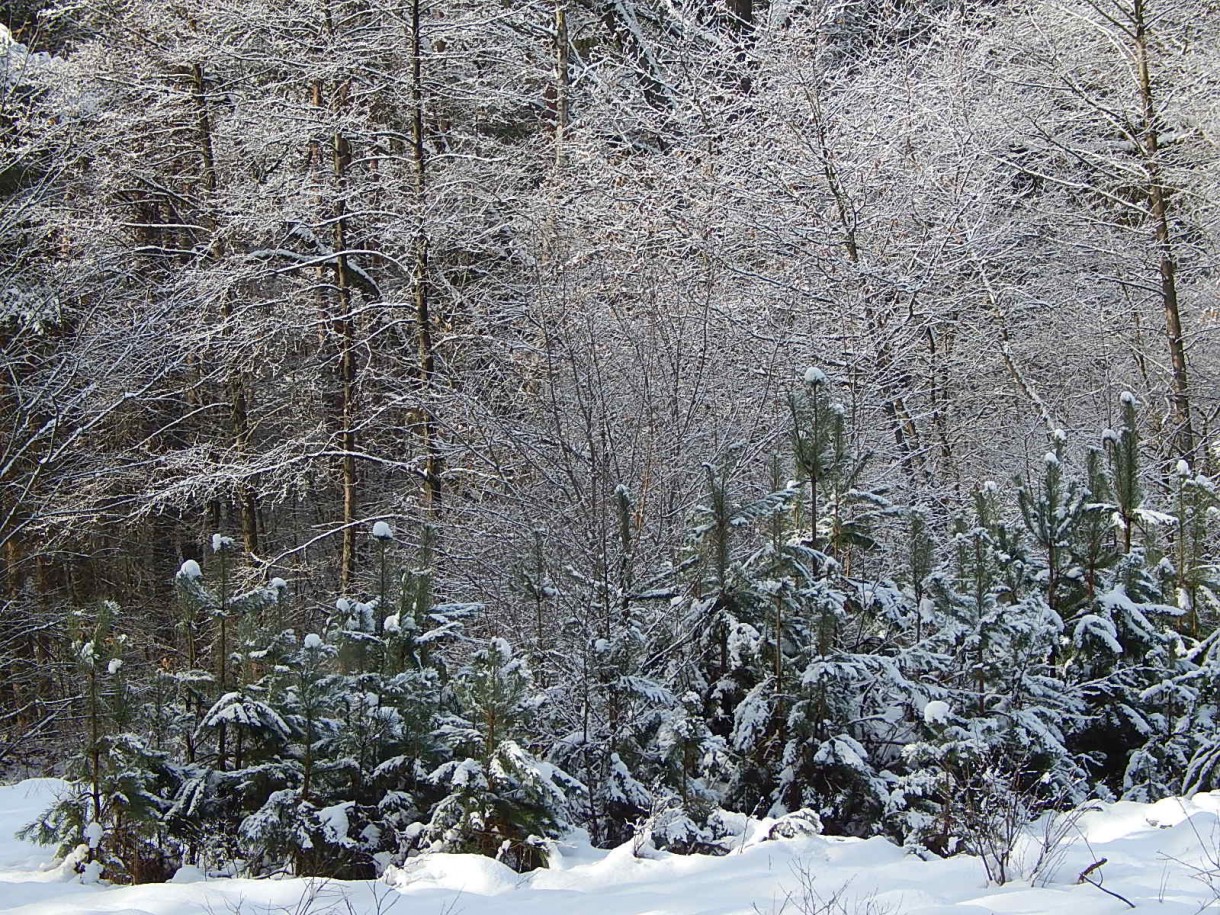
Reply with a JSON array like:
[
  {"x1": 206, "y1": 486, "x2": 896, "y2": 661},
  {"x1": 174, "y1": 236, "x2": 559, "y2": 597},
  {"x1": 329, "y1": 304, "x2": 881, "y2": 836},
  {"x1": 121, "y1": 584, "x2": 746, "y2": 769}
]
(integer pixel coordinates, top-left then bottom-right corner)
[
  {"x1": 311, "y1": 6, "x2": 360, "y2": 588},
  {"x1": 190, "y1": 58, "x2": 260, "y2": 554},
  {"x1": 808, "y1": 89, "x2": 925, "y2": 483},
  {"x1": 1132, "y1": 0, "x2": 1195, "y2": 462},
  {"x1": 332, "y1": 123, "x2": 358, "y2": 591},
  {"x1": 410, "y1": 0, "x2": 442, "y2": 519},
  {"x1": 555, "y1": 6, "x2": 570, "y2": 166}
]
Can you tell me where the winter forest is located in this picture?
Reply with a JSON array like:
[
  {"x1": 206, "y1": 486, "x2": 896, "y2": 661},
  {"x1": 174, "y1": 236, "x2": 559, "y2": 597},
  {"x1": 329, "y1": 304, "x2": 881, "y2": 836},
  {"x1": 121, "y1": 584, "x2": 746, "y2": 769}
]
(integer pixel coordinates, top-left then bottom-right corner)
[{"x1": 2, "y1": 0, "x2": 1220, "y2": 888}]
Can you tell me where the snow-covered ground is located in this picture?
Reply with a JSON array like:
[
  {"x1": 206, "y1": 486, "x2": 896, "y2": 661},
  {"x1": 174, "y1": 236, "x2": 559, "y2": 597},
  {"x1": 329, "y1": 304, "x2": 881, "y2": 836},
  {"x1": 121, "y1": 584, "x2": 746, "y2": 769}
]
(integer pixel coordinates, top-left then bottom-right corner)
[{"x1": 3, "y1": 779, "x2": 1220, "y2": 914}]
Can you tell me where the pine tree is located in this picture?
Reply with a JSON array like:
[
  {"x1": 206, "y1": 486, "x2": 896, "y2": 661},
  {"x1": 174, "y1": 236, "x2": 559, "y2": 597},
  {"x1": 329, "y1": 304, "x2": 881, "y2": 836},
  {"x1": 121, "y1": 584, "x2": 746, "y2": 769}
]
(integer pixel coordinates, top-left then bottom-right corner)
[
  {"x1": 423, "y1": 638, "x2": 580, "y2": 871},
  {"x1": 1017, "y1": 430, "x2": 1085, "y2": 616},
  {"x1": 892, "y1": 472, "x2": 1084, "y2": 854},
  {"x1": 789, "y1": 367, "x2": 842, "y2": 555},
  {"x1": 167, "y1": 543, "x2": 306, "y2": 871},
  {"x1": 1169, "y1": 460, "x2": 1218, "y2": 639},
  {"x1": 21, "y1": 603, "x2": 182, "y2": 883},
  {"x1": 173, "y1": 538, "x2": 285, "y2": 771},
  {"x1": 1059, "y1": 396, "x2": 1190, "y2": 799}
]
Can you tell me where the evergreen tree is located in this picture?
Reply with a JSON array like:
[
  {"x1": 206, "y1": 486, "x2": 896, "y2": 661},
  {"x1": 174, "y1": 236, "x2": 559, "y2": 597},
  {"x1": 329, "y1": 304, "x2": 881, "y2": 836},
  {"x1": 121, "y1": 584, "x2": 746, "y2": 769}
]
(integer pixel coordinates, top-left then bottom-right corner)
[
  {"x1": 236, "y1": 630, "x2": 366, "y2": 877},
  {"x1": 423, "y1": 638, "x2": 580, "y2": 871},
  {"x1": 1057, "y1": 397, "x2": 1191, "y2": 798},
  {"x1": 892, "y1": 474, "x2": 1084, "y2": 853},
  {"x1": 21, "y1": 603, "x2": 182, "y2": 883},
  {"x1": 173, "y1": 539, "x2": 285, "y2": 770}
]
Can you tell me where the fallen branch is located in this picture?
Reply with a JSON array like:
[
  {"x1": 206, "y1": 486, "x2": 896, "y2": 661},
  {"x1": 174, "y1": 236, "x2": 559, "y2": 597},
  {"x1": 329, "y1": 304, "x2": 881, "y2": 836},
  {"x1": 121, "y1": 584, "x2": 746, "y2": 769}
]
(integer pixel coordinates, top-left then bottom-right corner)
[{"x1": 1077, "y1": 858, "x2": 1135, "y2": 909}]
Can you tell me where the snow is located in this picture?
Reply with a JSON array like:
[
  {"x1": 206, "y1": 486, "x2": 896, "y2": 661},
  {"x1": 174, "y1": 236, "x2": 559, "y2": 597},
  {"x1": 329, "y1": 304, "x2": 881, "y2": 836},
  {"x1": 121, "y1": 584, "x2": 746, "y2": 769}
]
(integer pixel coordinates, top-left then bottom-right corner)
[
  {"x1": 318, "y1": 803, "x2": 351, "y2": 846},
  {"x1": 201, "y1": 693, "x2": 291, "y2": 738},
  {"x1": 178, "y1": 559, "x2": 202, "y2": 580},
  {"x1": 1120, "y1": 391, "x2": 1136, "y2": 405},
  {"x1": 211, "y1": 534, "x2": 234, "y2": 553},
  {"x1": 372, "y1": 520, "x2": 394, "y2": 540},
  {"x1": 1177, "y1": 459, "x2": 1191, "y2": 478},
  {"x1": 82, "y1": 822, "x2": 102, "y2": 850},
  {"x1": 168, "y1": 865, "x2": 205, "y2": 884},
  {"x1": 303, "y1": 633, "x2": 323, "y2": 650},
  {"x1": 803, "y1": 366, "x2": 827, "y2": 386},
  {"x1": 106, "y1": 659, "x2": 122, "y2": 676},
  {"x1": 5, "y1": 778, "x2": 1220, "y2": 913},
  {"x1": 923, "y1": 699, "x2": 952, "y2": 724}
]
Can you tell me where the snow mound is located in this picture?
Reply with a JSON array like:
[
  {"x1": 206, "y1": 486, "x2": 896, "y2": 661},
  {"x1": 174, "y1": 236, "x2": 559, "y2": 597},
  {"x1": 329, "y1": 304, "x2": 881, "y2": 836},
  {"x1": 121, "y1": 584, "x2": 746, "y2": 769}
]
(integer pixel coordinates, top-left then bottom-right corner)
[
  {"x1": 169, "y1": 865, "x2": 206, "y2": 884},
  {"x1": 385, "y1": 852, "x2": 520, "y2": 896}
]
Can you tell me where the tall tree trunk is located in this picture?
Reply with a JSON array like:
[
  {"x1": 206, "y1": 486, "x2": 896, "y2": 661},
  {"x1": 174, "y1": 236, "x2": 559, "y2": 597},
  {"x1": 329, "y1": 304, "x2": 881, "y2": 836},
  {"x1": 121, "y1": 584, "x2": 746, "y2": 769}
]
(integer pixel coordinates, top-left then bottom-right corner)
[
  {"x1": 190, "y1": 57, "x2": 260, "y2": 554},
  {"x1": 311, "y1": 4, "x2": 360, "y2": 588},
  {"x1": 808, "y1": 88, "x2": 925, "y2": 483},
  {"x1": 332, "y1": 122, "x2": 358, "y2": 591},
  {"x1": 410, "y1": 0, "x2": 442, "y2": 519},
  {"x1": 555, "y1": 5, "x2": 570, "y2": 167},
  {"x1": 1131, "y1": 0, "x2": 1195, "y2": 462}
]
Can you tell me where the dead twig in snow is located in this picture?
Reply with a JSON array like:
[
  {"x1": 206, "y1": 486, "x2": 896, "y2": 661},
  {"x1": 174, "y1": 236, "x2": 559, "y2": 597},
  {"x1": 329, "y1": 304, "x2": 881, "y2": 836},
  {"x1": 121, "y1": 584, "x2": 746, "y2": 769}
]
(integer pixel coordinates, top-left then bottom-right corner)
[{"x1": 1077, "y1": 858, "x2": 1135, "y2": 909}]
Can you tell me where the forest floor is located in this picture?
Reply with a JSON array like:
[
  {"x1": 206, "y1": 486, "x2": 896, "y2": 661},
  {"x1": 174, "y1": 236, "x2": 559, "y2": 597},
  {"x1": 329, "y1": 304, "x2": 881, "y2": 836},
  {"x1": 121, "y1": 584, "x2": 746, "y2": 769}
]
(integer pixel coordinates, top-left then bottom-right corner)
[{"x1": 3, "y1": 779, "x2": 1220, "y2": 914}]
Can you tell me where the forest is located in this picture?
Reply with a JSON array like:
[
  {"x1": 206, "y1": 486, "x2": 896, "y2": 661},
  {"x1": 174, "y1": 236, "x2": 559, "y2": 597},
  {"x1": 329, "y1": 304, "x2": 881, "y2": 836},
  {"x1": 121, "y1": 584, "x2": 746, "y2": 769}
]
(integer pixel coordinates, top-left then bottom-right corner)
[{"x1": 2, "y1": 0, "x2": 1220, "y2": 886}]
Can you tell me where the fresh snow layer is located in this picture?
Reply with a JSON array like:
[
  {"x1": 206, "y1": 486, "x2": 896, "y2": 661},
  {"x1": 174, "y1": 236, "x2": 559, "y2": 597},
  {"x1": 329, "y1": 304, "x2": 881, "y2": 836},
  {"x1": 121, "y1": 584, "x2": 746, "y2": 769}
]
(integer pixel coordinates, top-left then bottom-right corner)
[{"x1": 4, "y1": 779, "x2": 1220, "y2": 914}]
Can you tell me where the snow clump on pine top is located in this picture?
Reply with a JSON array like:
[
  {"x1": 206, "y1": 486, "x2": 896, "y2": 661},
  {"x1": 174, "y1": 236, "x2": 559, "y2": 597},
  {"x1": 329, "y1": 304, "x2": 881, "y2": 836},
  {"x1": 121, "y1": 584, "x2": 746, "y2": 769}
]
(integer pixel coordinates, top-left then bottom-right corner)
[{"x1": 923, "y1": 700, "x2": 951, "y2": 725}]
